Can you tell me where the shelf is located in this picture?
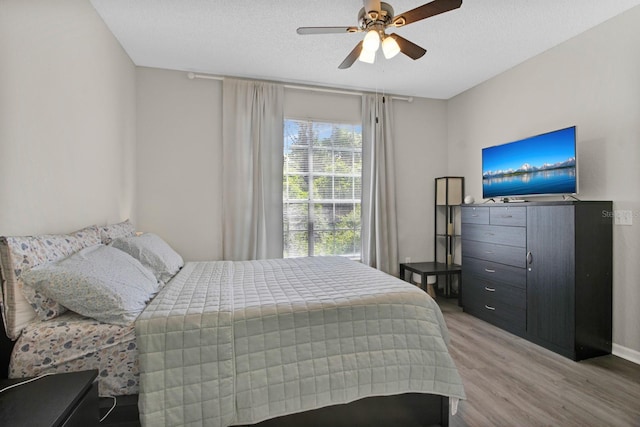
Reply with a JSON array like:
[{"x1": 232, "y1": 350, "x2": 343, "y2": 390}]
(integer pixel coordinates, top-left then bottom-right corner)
[{"x1": 434, "y1": 177, "x2": 465, "y2": 301}]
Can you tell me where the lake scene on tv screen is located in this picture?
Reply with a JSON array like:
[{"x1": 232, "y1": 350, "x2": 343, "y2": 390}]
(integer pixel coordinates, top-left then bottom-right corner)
[{"x1": 482, "y1": 127, "x2": 576, "y2": 198}]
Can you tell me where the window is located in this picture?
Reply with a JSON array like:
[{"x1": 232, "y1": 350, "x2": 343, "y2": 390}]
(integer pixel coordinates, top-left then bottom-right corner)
[{"x1": 283, "y1": 119, "x2": 362, "y2": 258}]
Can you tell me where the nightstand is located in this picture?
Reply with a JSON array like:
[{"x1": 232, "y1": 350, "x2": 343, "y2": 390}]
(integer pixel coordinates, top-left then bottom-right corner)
[
  {"x1": 399, "y1": 261, "x2": 462, "y2": 300},
  {"x1": 0, "y1": 370, "x2": 99, "y2": 427}
]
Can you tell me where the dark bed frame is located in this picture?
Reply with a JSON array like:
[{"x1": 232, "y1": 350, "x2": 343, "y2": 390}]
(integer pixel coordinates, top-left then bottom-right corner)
[{"x1": 1, "y1": 315, "x2": 450, "y2": 427}]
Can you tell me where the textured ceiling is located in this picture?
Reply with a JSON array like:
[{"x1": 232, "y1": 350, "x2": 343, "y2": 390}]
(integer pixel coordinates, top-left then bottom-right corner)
[{"x1": 90, "y1": 0, "x2": 640, "y2": 99}]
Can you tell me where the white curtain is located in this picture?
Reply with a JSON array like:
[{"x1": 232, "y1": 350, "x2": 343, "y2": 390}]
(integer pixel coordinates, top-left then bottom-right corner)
[
  {"x1": 361, "y1": 94, "x2": 399, "y2": 276},
  {"x1": 222, "y1": 78, "x2": 284, "y2": 260}
]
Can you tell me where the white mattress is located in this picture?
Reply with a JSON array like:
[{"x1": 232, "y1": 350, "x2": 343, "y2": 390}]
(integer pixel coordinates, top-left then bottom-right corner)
[{"x1": 136, "y1": 257, "x2": 465, "y2": 427}]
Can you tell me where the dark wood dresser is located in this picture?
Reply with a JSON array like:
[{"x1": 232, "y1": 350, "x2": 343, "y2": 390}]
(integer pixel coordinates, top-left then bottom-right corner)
[{"x1": 461, "y1": 201, "x2": 612, "y2": 361}]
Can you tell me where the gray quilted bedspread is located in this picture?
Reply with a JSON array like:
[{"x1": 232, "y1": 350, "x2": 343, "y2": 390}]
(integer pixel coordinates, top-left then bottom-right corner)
[{"x1": 136, "y1": 257, "x2": 465, "y2": 427}]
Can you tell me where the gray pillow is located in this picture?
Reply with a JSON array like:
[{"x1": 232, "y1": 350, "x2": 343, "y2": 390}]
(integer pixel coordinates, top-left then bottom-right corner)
[
  {"x1": 111, "y1": 233, "x2": 184, "y2": 285},
  {"x1": 21, "y1": 245, "x2": 159, "y2": 325}
]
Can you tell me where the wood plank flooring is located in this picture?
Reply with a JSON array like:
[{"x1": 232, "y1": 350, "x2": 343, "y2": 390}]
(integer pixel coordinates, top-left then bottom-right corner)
[{"x1": 438, "y1": 299, "x2": 640, "y2": 427}]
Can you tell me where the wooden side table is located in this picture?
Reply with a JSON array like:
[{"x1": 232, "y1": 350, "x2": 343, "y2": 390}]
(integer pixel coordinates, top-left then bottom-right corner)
[
  {"x1": 399, "y1": 261, "x2": 462, "y2": 302},
  {"x1": 0, "y1": 370, "x2": 99, "y2": 427}
]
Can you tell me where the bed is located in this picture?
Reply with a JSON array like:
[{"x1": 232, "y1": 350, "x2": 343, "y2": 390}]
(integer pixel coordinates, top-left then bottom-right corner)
[{"x1": 0, "y1": 222, "x2": 465, "y2": 426}]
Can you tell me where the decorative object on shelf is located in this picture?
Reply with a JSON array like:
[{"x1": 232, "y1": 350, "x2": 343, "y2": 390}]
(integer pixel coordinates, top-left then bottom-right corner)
[{"x1": 464, "y1": 195, "x2": 475, "y2": 204}]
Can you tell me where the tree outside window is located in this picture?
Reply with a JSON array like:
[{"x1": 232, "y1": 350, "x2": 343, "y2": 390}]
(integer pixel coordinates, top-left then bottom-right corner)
[{"x1": 283, "y1": 119, "x2": 362, "y2": 258}]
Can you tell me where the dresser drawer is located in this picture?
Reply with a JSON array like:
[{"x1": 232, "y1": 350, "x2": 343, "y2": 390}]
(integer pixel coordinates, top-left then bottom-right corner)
[
  {"x1": 462, "y1": 277, "x2": 526, "y2": 335},
  {"x1": 461, "y1": 206, "x2": 489, "y2": 224},
  {"x1": 463, "y1": 297, "x2": 526, "y2": 336},
  {"x1": 463, "y1": 276, "x2": 526, "y2": 310},
  {"x1": 489, "y1": 206, "x2": 526, "y2": 226},
  {"x1": 462, "y1": 240, "x2": 526, "y2": 268},
  {"x1": 462, "y1": 224, "x2": 526, "y2": 247},
  {"x1": 462, "y1": 256, "x2": 526, "y2": 289}
]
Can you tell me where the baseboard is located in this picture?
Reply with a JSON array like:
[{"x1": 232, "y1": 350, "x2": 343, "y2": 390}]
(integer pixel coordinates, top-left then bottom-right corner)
[{"x1": 612, "y1": 343, "x2": 640, "y2": 365}]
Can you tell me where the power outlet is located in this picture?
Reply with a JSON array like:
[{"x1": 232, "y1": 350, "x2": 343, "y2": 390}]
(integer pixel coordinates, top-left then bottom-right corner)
[{"x1": 614, "y1": 210, "x2": 633, "y2": 226}]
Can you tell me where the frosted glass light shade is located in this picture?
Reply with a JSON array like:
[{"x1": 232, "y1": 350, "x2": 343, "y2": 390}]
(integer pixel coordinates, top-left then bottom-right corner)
[
  {"x1": 382, "y1": 36, "x2": 400, "y2": 59},
  {"x1": 362, "y1": 30, "x2": 380, "y2": 52},
  {"x1": 358, "y1": 48, "x2": 376, "y2": 64}
]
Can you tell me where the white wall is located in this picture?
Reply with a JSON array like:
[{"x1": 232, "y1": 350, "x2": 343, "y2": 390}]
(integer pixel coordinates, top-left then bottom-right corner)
[
  {"x1": 0, "y1": 0, "x2": 136, "y2": 236},
  {"x1": 394, "y1": 97, "x2": 448, "y2": 265},
  {"x1": 136, "y1": 68, "x2": 223, "y2": 261},
  {"x1": 447, "y1": 7, "x2": 640, "y2": 357},
  {"x1": 136, "y1": 69, "x2": 448, "y2": 263}
]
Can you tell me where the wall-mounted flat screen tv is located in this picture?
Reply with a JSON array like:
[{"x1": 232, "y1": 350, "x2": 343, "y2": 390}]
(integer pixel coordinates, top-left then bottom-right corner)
[{"x1": 482, "y1": 126, "x2": 577, "y2": 199}]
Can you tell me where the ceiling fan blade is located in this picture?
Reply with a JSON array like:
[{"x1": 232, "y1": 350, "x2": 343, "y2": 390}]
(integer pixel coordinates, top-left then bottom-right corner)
[
  {"x1": 338, "y1": 41, "x2": 364, "y2": 69},
  {"x1": 363, "y1": 0, "x2": 382, "y2": 20},
  {"x1": 297, "y1": 26, "x2": 360, "y2": 35},
  {"x1": 392, "y1": 0, "x2": 462, "y2": 27},
  {"x1": 389, "y1": 34, "x2": 427, "y2": 60}
]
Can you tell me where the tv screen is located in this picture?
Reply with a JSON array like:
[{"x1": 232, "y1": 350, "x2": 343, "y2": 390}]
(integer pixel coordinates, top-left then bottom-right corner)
[{"x1": 482, "y1": 126, "x2": 577, "y2": 199}]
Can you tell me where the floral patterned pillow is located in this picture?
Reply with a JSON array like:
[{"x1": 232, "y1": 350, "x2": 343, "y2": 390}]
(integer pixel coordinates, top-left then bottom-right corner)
[
  {"x1": 0, "y1": 225, "x2": 101, "y2": 338},
  {"x1": 99, "y1": 219, "x2": 136, "y2": 245},
  {"x1": 21, "y1": 245, "x2": 159, "y2": 325}
]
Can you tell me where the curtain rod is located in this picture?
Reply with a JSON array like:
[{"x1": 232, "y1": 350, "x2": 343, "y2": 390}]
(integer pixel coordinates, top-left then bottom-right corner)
[{"x1": 186, "y1": 72, "x2": 413, "y2": 103}]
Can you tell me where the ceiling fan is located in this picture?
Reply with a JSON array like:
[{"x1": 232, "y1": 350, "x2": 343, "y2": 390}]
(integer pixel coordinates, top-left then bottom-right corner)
[{"x1": 297, "y1": 0, "x2": 462, "y2": 69}]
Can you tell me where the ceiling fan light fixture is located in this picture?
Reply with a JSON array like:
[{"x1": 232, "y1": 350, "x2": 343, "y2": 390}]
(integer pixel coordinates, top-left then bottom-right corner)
[
  {"x1": 358, "y1": 48, "x2": 376, "y2": 64},
  {"x1": 296, "y1": 0, "x2": 463, "y2": 69},
  {"x1": 362, "y1": 29, "x2": 380, "y2": 52},
  {"x1": 392, "y1": 16, "x2": 406, "y2": 27},
  {"x1": 382, "y1": 36, "x2": 400, "y2": 59}
]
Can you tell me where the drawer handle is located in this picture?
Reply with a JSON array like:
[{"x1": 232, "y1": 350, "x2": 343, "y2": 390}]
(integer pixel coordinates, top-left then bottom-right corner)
[
  {"x1": 485, "y1": 305, "x2": 496, "y2": 311},
  {"x1": 501, "y1": 215, "x2": 513, "y2": 218},
  {"x1": 484, "y1": 250, "x2": 495, "y2": 254},
  {"x1": 471, "y1": 214, "x2": 479, "y2": 218},
  {"x1": 484, "y1": 268, "x2": 496, "y2": 273},
  {"x1": 484, "y1": 287, "x2": 495, "y2": 292},
  {"x1": 484, "y1": 232, "x2": 495, "y2": 237}
]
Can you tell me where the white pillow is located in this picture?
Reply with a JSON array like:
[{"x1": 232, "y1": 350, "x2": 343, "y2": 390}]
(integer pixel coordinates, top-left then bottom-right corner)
[
  {"x1": 21, "y1": 245, "x2": 159, "y2": 325},
  {"x1": 111, "y1": 233, "x2": 184, "y2": 285}
]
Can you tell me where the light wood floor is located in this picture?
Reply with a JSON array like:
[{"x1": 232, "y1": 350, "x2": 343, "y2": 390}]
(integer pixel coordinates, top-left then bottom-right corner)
[{"x1": 437, "y1": 298, "x2": 640, "y2": 427}]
